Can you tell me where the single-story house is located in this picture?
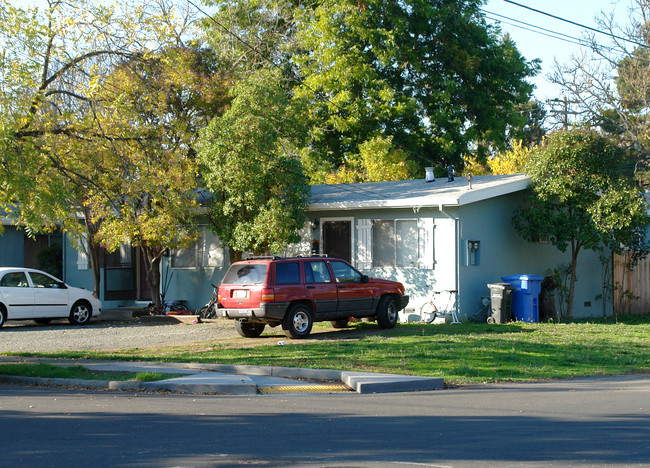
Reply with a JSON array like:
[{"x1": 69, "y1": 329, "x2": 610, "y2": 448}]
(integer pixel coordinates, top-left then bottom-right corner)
[{"x1": 53, "y1": 173, "x2": 615, "y2": 320}]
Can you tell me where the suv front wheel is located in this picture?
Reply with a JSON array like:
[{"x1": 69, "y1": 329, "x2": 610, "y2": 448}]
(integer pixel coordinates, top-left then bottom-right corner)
[
  {"x1": 282, "y1": 303, "x2": 313, "y2": 339},
  {"x1": 376, "y1": 296, "x2": 398, "y2": 329}
]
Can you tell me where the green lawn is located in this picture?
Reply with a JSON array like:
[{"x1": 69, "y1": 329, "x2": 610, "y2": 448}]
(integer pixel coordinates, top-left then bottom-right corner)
[
  {"x1": 3, "y1": 314, "x2": 649, "y2": 385},
  {"x1": 0, "y1": 363, "x2": 181, "y2": 382}
]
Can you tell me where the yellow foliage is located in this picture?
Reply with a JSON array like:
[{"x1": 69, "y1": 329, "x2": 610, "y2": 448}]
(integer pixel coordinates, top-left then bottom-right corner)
[
  {"x1": 463, "y1": 155, "x2": 491, "y2": 176},
  {"x1": 488, "y1": 140, "x2": 531, "y2": 175},
  {"x1": 326, "y1": 136, "x2": 419, "y2": 183}
]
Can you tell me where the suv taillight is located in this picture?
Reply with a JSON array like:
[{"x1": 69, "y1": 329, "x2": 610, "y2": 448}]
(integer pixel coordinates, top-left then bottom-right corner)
[{"x1": 261, "y1": 288, "x2": 275, "y2": 303}]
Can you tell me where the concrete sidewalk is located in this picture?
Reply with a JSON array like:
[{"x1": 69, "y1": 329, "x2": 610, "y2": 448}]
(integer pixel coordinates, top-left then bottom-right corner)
[{"x1": 0, "y1": 356, "x2": 445, "y2": 395}]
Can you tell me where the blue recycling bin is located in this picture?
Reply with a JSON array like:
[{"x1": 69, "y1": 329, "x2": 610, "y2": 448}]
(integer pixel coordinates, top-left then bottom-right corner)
[{"x1": 501, "y1": 274, "x2": 544, "y2": 323}]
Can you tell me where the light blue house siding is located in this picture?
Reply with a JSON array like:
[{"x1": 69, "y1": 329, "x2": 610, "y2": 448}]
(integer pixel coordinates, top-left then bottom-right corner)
[
  {"x1": 0, "y1": 224, "x2": 25, "y2": 267},
  {"x1": 62, "y1": 237, "x2": 96, "y2": 294},
  {"x1": 307, "y1": 175, "x2": 610, "y2": 320},
  {"x1": 60, "y1": 174, "x2": 611, "y2": 318},
  {"x1": 454, "y1": 192, "x2": 607, "y2": 319},
  {"x1": 62, "y1": 226, "x2": 230, "y2": 310}
]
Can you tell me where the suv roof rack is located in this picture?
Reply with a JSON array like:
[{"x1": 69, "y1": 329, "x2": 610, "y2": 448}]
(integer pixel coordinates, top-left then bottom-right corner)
[{"x1": 244, "y1": 254, "x2": 330, "y2": 261}]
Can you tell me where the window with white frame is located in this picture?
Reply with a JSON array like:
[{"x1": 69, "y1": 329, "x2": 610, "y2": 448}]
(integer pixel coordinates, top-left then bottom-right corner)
[
  {"x1": 171, "y1": 226, "x2": 224, "y2": 269},
  {"x1": 372, "y1": 219, "x2": 419, "y2": 268}
]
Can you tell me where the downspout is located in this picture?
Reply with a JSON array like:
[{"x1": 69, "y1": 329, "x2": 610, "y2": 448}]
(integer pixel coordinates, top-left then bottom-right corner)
[{"x1": 439, "y1": 203, "x2": 460, "y2": 313}]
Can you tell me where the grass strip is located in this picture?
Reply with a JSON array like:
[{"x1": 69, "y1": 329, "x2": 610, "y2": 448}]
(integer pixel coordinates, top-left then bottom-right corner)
[
  {"x1": 0, "y1": 363, "x2": 182, "y2": 382},
  {"x1": 3, "y1": 314, "x2": 650, "y2": 385}
]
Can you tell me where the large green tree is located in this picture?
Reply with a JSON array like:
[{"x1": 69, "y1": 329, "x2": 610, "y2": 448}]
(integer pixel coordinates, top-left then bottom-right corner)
[
  {"x1": 198, "y1": 68, "x2": 309, "y2": 261},
  {"x1": 513, "y1": 130, "x2": 648, "y2": 319},
  {"x1": 202, "y1": 0, "x2": 539, "y2": 182}
]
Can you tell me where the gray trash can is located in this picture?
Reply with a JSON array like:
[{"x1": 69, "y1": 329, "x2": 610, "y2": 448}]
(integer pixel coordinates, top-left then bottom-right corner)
[{"x1": 487, "y1": 283, "x2": 514, "y2": 323}]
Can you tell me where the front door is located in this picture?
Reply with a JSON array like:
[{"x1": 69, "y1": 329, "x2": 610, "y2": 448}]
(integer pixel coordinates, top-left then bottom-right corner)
[{"x1": 322, "y1": 220, "x2": 352, "y2": 263}]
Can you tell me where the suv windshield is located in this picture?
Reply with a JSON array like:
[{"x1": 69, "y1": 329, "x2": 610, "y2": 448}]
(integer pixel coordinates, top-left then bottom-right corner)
[{"x1": 222, "y1": 263, "x2": 268, "y2": 285}]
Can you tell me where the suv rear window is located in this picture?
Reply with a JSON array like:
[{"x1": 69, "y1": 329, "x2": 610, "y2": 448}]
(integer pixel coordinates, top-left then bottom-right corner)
[{"x1": 222, "y1": 263, "x2": 268, "y2": 285}]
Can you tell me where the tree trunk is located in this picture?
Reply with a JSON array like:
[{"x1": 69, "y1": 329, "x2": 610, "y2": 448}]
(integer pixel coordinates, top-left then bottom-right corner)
[
  {"x1": 566, "y1": 240, "x2": 581, "y2": 320},
  {"x1": 82, "y1": 206, "x2": 102, "y2": 298},
  {"x1": 88, "y1": 239, "x2": 101, "y2": 298},
  {"x1": 229, "y1": 246, "x2": 243, "y2": 263},
  {"x1": 141, "y1": 244, "x2": 163, "y2": 308}
]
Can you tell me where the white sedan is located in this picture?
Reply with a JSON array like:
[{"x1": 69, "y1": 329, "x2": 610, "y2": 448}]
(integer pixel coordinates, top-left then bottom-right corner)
[{"x1": 0, "y1": 267, "x2": 102, "y2": 327}]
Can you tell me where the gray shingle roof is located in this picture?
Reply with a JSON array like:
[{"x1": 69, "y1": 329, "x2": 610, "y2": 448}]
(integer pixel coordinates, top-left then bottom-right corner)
[{"x1": 309, "y1": 174, "x2": 530, "y2": 210}]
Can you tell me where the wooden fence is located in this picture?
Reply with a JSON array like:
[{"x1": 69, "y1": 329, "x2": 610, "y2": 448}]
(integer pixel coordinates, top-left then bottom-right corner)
[{"x1": 613, "y1": 252, "x2": 650, "y2": 315}]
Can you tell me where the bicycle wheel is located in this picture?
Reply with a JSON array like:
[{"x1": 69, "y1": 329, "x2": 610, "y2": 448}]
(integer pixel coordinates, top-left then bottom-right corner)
[
  {"x1": 197, "y1": 305, "x2": 209, "y2": 319},
  {"x1": 419, "y1": 300, "x2": 438, "y2": 323}
]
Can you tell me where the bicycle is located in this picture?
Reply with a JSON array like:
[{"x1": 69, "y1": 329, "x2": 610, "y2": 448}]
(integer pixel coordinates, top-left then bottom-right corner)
[
  {"x1": 197, "y1": 283, "x2": 219, "y2": 319},
  {"x1": 145, "y1": 300, "x2": 190, "y2": 316},
  {"x1": 419, "y1": 289, "x2": 461, "y2": 324}
]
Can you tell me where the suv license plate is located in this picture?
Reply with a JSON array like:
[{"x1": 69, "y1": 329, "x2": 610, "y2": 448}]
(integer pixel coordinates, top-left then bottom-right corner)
[
  {"x1": 233, "y1": 290, "x2": 248, "y2": 298},
  {"x1": 236, "y1": 309, "x2": 249, "y2": 315}
]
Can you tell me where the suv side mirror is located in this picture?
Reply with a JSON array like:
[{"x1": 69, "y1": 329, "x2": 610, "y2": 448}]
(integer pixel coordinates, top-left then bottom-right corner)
[{"x1": 361, "y1": 275, "x2": 369, "y2": 283}]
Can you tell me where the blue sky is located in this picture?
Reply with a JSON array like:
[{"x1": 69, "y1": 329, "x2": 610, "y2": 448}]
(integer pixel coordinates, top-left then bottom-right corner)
[{"x1": 484, "y1": 0, "x2": 632, "y2": 101}]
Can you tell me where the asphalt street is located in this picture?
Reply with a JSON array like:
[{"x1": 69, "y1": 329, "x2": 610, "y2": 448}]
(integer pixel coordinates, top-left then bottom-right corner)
[{"x1": 1, "y1": 374, "x2": 649, "y2": 467}]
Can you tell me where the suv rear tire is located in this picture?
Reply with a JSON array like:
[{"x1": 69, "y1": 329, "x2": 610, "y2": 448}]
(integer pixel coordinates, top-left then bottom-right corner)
[
  {"x1": 282, "y1": 303, "x2": 313, "y2": 339},
  {"x1": 376, "y1": 296, "x2": 398, "y2": 329},
  {"x1": 235, "y1": 320, "x2": 266, "y2": 338}
]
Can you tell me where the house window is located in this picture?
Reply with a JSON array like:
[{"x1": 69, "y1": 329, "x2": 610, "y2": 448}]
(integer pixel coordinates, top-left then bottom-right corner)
[
  {"x1": 372, "y1": 219, "x2": 418, "y2": 268},
  {"x1": 171, "y1": 227, "x2": 224, "y2": 269},
  {"x1": 76, "y1": 236, "x2": 89, "y2": 270},
  {"x1": 105, "y1": 243, "x2": 133, "y2": 268}
]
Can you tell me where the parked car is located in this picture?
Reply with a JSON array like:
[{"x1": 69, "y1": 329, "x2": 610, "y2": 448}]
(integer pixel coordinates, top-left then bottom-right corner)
[
  {"x1": 0, "y1": 267, "x2": 102, "y2": 327},
  {"x1": 217, "y1": 256, "x2": 409, "y2": 339}
]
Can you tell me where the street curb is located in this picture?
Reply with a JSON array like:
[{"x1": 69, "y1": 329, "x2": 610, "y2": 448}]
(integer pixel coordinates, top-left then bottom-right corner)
[
  {"x1": 0, "y1": 359, "x2": 445, "y2": 395},
  {"x1": 0, "y1": 375, "x2": 144, "y2": 391}
]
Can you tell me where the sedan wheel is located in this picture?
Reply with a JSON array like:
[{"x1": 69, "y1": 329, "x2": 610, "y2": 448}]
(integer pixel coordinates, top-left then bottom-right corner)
[
  {"x1": 69, "y1": 301, "x2": 91, "y2": 325},
  {"x1": 0, "y1": 307, "x2": 5, "y2": 328}
]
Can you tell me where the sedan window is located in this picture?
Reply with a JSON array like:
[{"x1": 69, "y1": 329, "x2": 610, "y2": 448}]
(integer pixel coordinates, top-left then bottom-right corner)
[
  {"x1": 0, "y1": 272, "x2": 29, "y2": 288},
  {"x1": 29, "y1": 272, "x2": 63, "y2": 288}
]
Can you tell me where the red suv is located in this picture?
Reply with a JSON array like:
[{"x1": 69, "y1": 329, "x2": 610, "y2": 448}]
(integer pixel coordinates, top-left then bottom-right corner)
[{"x1": 217, "y1": 256, "x2": 409, "y2": 338}]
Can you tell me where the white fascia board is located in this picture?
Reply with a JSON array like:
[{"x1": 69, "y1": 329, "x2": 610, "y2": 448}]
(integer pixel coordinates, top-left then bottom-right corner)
[
  {"x1": 456, "y1": 177, "x2": 530, "y2": 206},
  {"x1": 309, "y1": 196, "x2": 457, "y2": 211}
]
